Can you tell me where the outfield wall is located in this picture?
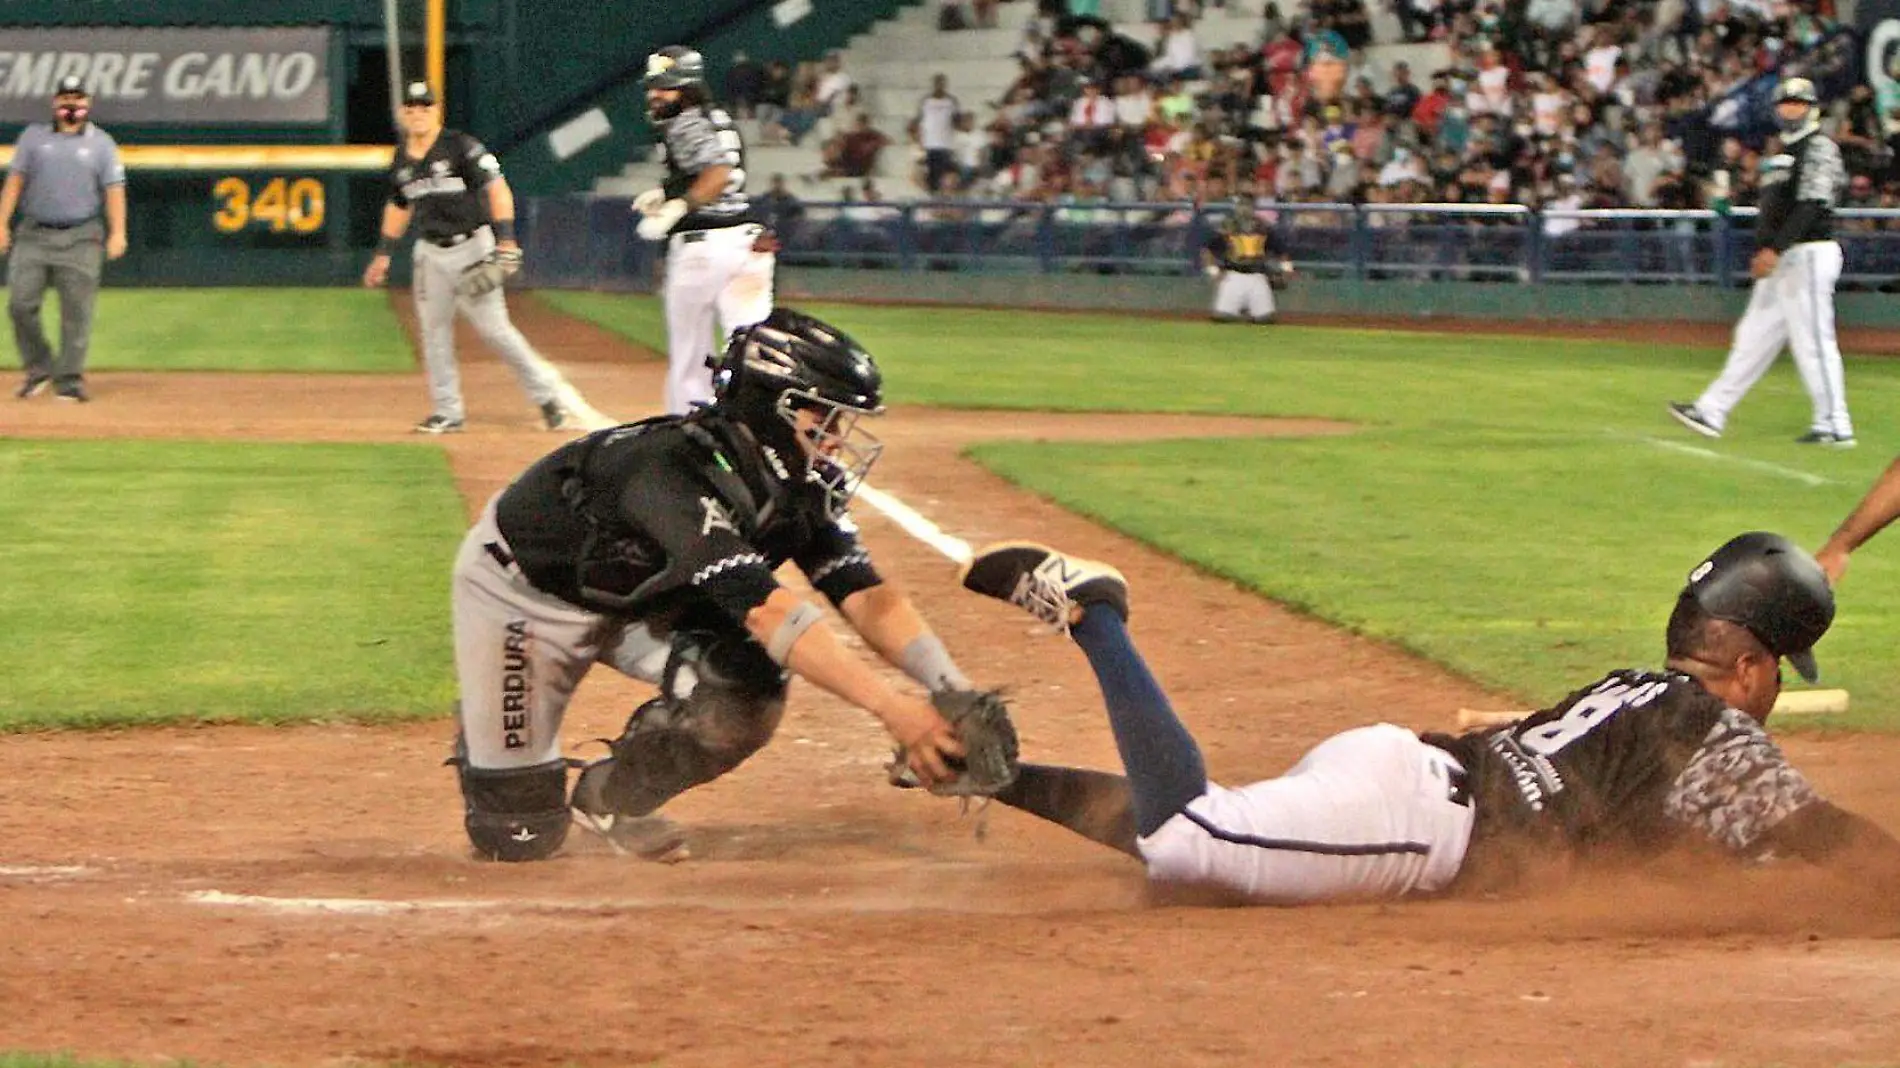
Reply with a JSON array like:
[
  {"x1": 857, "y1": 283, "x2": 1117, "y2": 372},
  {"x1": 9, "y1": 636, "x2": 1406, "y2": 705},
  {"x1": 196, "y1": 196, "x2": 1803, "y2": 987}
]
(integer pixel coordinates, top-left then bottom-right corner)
[{"x1": 777, "y1": 268, "x2": 1900, "y2": 330}]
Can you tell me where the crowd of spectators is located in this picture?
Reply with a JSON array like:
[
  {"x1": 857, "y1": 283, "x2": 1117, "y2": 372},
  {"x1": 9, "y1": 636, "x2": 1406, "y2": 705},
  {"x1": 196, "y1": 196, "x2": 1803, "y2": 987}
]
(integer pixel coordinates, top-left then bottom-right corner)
[{"x1": 720, "y1": 0, "x2": 1900, "y2": 232}]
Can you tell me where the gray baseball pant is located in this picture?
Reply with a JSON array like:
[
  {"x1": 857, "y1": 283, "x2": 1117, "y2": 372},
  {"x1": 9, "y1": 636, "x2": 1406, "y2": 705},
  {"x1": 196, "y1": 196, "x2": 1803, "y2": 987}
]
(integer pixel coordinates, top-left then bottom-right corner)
[
  {"x1": 9, "y1": 219, "x2": 103, "y2": 386},
  {"x1": 412, "y1": 225, "x2": 563, "y2": 423}
]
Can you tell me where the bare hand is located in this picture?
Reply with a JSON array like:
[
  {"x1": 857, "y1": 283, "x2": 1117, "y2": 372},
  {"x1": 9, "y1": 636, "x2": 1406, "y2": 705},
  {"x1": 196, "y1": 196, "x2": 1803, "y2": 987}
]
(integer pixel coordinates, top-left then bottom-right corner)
[
  {"x1": 105, "y1": 232, "x2": 127, "y2": 260},
  {"x1": 0, "y1": 226, "x2": 11, "y2": 256},
  {"x1": 362, "y1": 253, "x2": 390, "y2": 288},
  {"x1": 1750, "y1": 248, "x2": 1779, "y2": 279},
  {"x1": 887, "y1": 700, "x2": 967, "y2": 788},
  {"x1": 1817, "y1": 544, "x2": 1850, "y2": 587}
]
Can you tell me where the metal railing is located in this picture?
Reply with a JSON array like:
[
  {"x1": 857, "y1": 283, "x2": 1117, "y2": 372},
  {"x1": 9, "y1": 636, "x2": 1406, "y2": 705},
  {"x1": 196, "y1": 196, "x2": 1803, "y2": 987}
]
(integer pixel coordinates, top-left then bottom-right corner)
[{"x1": 519, "y1": 196, "x2": 1900, "y2": 291}]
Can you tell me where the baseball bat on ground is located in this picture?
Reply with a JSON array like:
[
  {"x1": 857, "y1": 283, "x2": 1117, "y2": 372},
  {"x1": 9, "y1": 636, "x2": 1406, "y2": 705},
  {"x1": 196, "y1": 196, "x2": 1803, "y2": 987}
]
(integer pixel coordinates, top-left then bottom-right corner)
[{"x1": 1453, "y1": 688, "x2": 1850, "y2": 731}]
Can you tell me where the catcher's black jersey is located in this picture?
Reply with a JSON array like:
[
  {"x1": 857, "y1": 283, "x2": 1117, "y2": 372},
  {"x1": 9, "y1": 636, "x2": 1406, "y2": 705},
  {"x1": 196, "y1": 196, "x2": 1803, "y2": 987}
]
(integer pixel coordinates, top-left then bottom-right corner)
[
  {"x1": 493, "y1": 412, "x2": 880, "y2": 621},
  {"x1": 1756, "y1": 129, "x2": 1842, "y2": 251},
  {"x1": 1204, "y1": 220, "x2": 1283, "y2": 273},
  {"x1": 386, "y1": 130, "x2": 501, "y2": 241},
  {"x1": 1422, "y1": 670, "x2": 1821, "y2": 860},
  {"x1": 657, "y1": 105, "x2": 754, "y2": 233}
]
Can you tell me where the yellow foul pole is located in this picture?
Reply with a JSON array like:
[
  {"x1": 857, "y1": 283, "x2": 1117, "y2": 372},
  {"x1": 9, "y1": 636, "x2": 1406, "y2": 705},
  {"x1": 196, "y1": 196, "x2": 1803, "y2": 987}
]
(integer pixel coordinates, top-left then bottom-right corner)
[{"x1": 427, "y1": 0, "x2": 447, "y2": 106}]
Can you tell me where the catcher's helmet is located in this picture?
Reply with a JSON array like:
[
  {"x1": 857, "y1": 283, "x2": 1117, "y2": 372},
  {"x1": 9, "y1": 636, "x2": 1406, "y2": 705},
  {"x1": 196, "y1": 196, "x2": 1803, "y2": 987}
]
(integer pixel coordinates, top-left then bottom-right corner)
[
  {"x1": 644, "y1": 45, "x2": 706, "y2": 90},
  {"x1": 713, "y1": 308, "x2": 886, "y2": 519},
  {"x1": 1682, "y1": 531, "x2": 1834, "y2": 682}
]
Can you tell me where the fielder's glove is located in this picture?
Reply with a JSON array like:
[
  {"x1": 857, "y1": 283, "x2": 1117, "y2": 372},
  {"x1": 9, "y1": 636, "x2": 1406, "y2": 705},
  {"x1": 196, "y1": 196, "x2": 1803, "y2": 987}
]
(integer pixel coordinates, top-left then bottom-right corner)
[
  {"x1": 888, "y1": 689, "x2": 1021, "y2": 798},
  {"x1": 455, "y1": 247, "x2": 523, "y2": 300},
  {"x1": 637, "y1": 198, "x2": 689, "y2": 241}
]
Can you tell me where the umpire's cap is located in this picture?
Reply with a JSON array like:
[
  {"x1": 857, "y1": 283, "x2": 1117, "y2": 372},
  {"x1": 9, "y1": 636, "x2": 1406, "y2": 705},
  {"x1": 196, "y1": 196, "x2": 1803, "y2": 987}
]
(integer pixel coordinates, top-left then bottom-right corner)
[
  {"x1": 645, "y1": 45, "x2": 706, "y2": 90},
  {"x1": 1773, "y1": 76, "x2": 1819, "y2": 106},
  {"x1": 400, "y1": 80, "x2": 437, "y2": 106},
  {"x1": 54, "y1": 75, "x2": 87, "y2": 97},
  {"x1": 1683, "y1": 532, "x2": 1834, "y2": 682}
]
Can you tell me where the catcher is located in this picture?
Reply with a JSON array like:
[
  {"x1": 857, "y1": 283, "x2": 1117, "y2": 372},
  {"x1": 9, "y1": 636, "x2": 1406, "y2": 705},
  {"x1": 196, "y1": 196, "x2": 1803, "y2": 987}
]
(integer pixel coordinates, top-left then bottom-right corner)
[
  {"x1": 363, "y1": 80, "x2": 569, "y2": 433},
  {"x1": 945, "y1": 534, "x2": 1900, "y2": 903},
  {"x1": 1201, "y1": 198, "x2": 1292, "y2": 326},
  {"x1": 447, "y1": 307, "x2": 1013, "y2": 863}
]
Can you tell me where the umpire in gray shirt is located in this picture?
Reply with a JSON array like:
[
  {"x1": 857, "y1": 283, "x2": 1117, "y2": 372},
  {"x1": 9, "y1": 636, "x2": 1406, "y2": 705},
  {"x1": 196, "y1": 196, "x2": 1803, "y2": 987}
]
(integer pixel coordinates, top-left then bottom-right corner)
[{"x1": 0, "y1": 75, "x2": 128, "y2": 402}]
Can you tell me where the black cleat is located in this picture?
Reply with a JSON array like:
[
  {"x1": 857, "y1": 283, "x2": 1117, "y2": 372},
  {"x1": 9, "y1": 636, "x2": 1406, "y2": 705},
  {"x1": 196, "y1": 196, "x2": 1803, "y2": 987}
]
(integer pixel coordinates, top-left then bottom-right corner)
[
  {"x1": 540, "y1": 400, "x2": 568, "y2": 431},
  {"x1": 55, "y1": 383, "x2": 89, "y2": 403},
  {"x1": 1667, "y1": 402, "x2": 1720, "y2": 438},
  {"x1": 569, "y1": 758, "x2": 691, "y2": 862},
  {"x1": 15, "y1": 375, "x2": 49, "y2": 399},
  {"x1": 413, "y1": 414, "x2": 465, "y2": 434},
  {"x1": 960, "y1": 541, "x2": 1129, "y2": 631},
  {"x1": 1795, "y1": 430, "x2": 1856, "y2": 448}
]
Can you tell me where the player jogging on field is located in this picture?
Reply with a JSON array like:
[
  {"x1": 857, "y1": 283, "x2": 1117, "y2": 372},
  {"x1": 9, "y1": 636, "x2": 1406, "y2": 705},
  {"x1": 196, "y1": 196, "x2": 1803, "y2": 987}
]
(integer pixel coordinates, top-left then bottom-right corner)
[
  {"x1": 1670, "y1": 77, "x2": 1854, "y2": 447},
  {"x1": 1201, "y1": 198, "x2": 1292, "y2": 325},
  {"x1": 635, "y1": 46, "x2": 777, "y2": 414},
  {"x1": 948, "y1": 534, "x2": 1900, "y2": 903},
  {"x1": 364, "y1": 80, "x2": 568, "y2": 433}
]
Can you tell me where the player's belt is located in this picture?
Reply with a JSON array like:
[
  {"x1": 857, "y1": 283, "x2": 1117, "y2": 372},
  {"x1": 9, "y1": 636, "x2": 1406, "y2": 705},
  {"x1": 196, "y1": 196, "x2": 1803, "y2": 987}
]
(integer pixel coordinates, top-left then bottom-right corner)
[
  {"x1": 483, "y1": 540, "x2": 518, "y2": 573},
  {"x1": 673, "y1": 222, "x2": 762, "y2": 245},
  {"x1": 427, "y1": 229, "x2": 482, "y2": 248},
  {"x1": 31, "y1": 217, "x2": 95, "y2": 230}
]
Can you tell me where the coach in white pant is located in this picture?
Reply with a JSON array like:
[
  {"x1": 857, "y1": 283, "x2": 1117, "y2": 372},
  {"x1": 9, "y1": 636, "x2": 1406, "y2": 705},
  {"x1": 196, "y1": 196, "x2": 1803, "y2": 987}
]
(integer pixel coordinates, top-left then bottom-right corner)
[{"x1": 1670, "y1": 77, "x2": 1854, "y2": 447}]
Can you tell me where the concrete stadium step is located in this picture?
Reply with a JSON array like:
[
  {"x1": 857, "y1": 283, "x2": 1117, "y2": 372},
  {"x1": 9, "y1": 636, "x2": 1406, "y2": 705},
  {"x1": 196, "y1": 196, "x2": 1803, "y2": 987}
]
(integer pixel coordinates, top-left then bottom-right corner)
[{"x1": 859, "y1": 55, "x2": 1025, "y2": 92}]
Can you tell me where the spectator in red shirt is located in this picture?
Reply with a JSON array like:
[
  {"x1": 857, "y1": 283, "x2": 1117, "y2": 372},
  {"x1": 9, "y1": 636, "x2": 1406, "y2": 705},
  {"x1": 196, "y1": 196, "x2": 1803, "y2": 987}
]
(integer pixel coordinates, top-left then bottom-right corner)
[
  {"x1": 1412, "y1": 71, "x2": 1452, "y2": 135},
  {"x1": 821, "y1": 114, "x2": 891, "y2": 180}
]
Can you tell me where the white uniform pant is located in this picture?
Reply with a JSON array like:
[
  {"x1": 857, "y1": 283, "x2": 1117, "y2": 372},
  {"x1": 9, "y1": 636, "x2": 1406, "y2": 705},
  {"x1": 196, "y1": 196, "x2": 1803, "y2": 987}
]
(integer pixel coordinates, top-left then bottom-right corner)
[
  {"x1": 1138, "y1": 725, "x2": 1474, "y2": 903},
  {"x1": 452, "y1": 494, "x2": 679, "y2": 771},
  {"x1": 1695, "y1": 240, "x2": 1852, "y2": 438},
  {"x1": 663, "y1": 223, "x2": 776, "y2": 414},
  {"x1": 1213, "y1": 271, "x2": 1275, "y2": 321}
]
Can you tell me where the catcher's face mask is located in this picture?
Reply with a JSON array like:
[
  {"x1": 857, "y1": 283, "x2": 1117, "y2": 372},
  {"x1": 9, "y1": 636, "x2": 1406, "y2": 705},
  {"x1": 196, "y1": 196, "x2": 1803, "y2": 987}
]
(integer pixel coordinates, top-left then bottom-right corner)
[{"x1": 778, "y1": 392, "x2": 883, "y2": 519}]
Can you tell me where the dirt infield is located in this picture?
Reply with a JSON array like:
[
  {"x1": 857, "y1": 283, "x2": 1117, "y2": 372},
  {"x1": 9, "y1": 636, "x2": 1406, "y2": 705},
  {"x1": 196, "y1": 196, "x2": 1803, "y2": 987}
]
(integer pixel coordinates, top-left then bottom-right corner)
[{"x1": 3, "y1": 293, "x2": 1899, "y2": 1068}]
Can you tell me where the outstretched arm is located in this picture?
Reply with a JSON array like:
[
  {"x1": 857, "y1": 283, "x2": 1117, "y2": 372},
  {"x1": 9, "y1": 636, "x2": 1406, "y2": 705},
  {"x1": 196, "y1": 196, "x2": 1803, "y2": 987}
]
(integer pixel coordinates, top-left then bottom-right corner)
[
  {"x1": 1817, "y1": 456, "x2": 1900, "y2": 586},
  {"x1": 837, "y1": 581, "x2": 973, "y2": 693},
  {"x1": 1757, "y1": 800, "x2": 1900, "y2": 883},
  {"x1": 993, "y1": 763, "x2": 1142, "y2": 859}
]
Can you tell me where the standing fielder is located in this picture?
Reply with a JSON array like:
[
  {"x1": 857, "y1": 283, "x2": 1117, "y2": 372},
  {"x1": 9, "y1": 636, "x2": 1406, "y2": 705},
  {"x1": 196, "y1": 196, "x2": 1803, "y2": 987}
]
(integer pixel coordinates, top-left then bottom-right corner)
[
  {"x1": 1201, "y1": 199, "x2": 1292, "y2": 325},
  {"x1": 636, "y1": 46, "x2": 777, "y2": 414},
  {"x1": 1670, "y1": 78, "x2": 1853, "y2": 446},
  {"x1": 945, "y1": 534, "x2": 1900, "y2": 902},
  {"x1": 363, "y1": 81, "x2": 568, "y2": 434}
]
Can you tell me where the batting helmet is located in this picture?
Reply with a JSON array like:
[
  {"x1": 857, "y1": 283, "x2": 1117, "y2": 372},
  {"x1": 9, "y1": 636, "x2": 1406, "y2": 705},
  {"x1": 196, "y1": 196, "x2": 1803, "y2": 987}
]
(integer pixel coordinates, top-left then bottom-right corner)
[
  {"x1": 644, "y1": 45, "x2": 706, "y2": 90},
  {"x1": 1681, "y1": 532, "x2": 1834, "y2": 682},
  {"x1": 713, "y1": 309, "x2": 886, "y2": 519},
  {"x1": 1773, "y1": 77, "x2": 1819, "y2": 106}
]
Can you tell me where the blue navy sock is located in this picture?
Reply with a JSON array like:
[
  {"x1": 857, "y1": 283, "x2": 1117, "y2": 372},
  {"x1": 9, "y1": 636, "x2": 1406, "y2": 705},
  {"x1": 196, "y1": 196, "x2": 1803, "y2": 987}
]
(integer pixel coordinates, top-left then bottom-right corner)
[{"x1": 1071, "y1": 603, "x2": 1208, "y2": 838}]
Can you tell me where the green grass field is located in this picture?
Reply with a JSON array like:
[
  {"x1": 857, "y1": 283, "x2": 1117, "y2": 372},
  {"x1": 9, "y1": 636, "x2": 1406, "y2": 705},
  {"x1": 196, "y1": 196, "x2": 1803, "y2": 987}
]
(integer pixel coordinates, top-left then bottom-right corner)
[
  {"x1": 3, "y1": 288, "x2": 413, "y2": 372},
  {"x1": 0, "y1": 440, "x2": 462, "y2": 729},
  {"x1": 550, "y1": 294, "x2": 1900, "y2": 728}
]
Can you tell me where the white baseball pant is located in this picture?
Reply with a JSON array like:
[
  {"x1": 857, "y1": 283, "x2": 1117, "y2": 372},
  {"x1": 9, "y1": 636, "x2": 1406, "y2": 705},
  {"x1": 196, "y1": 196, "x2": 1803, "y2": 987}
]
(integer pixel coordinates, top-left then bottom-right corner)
[
  {"x1": 1694, "y1": 240, "x2": 1852, "y2": 438},
  {"x1": 662, "y1": 223, "x2": 776, "y2": 414},
  {"x1": 1138, "y1": 724, "x2": 1474, "y2": 903},
  {"x1": 1212, "y1": 271, "x2": 1275, "y2": 321}
]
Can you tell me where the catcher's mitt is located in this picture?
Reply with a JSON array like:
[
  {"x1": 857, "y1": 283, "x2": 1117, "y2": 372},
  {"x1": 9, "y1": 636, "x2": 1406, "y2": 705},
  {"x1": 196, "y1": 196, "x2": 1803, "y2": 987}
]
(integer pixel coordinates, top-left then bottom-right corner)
[
  {"x1": 889, "y1": 688, "x2": 1020, "y2": 798},
  {"x1": 456, "y1": 247, "x2": 523, "y2": 299}
]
